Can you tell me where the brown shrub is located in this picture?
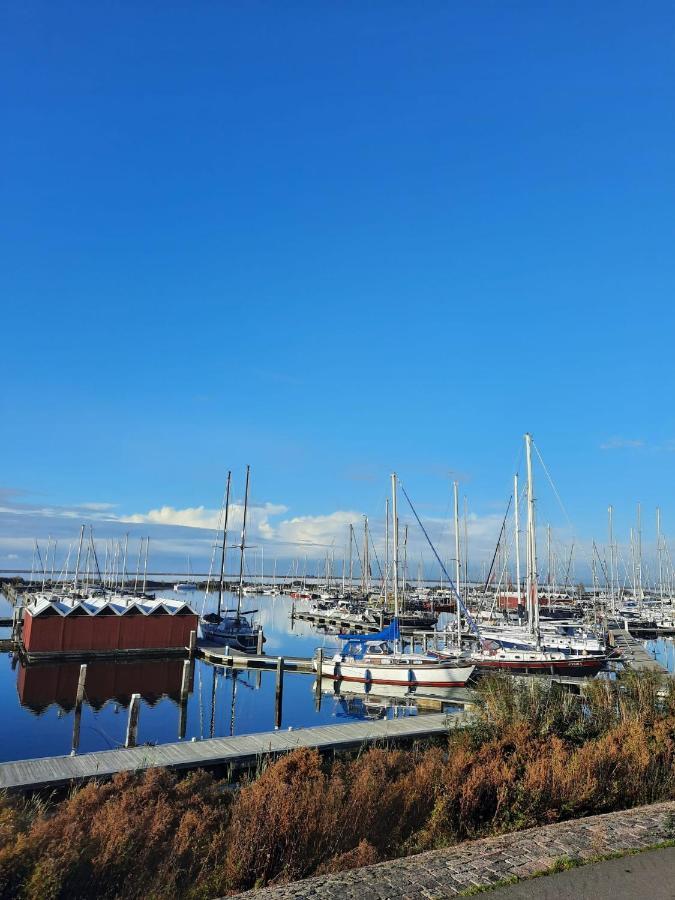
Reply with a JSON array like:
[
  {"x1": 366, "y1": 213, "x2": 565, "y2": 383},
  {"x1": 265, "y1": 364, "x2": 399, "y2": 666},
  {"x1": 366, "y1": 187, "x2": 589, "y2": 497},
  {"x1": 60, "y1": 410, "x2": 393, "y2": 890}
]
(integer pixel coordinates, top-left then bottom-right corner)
[{"x1": 316, "y1": 839, "x2": 380, "y2": 875}]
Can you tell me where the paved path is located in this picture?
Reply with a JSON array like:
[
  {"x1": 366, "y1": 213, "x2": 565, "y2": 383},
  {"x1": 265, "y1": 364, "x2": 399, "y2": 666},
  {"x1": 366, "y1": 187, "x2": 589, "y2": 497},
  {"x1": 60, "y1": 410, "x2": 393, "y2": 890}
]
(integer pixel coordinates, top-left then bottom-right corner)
[
  {"x1": 231, "y1": 800, "x2": 675, "y2": 899},
  {"x1": 492, "y1": 846, "x2": 675, "y2": 898}
]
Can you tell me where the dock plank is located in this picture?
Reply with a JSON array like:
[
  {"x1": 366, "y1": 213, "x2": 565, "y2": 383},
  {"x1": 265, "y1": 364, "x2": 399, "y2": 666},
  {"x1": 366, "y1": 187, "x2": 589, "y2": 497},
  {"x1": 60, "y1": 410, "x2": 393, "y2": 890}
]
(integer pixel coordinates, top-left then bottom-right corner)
[{"x1": 0, "y1": 713, "x2": 459, "y2": 792}]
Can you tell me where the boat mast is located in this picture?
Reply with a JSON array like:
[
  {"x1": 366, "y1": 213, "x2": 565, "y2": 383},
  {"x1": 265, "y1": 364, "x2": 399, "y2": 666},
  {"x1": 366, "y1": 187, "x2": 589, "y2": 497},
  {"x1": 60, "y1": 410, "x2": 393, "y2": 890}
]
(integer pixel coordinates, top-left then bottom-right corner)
[
  {"x1": 525, "y1": 433, "x2": 539, "y2": 643},
  {"x1": 217, "y1": 471, "x2": 232, "y2": 619},
  {"x1": 42, "y1": 535, "x2": 50, "y2": 591},
  {"x1": 608, "y1": 505, "x2": 615, "y2": 615},
  {"x1": 50, "y1": 538, "x2": 57, "y2": 585},
  {"x1": 363, "y1": 516, "x2": 369, "y2": 596},
  {"x1": 453, "y1": 481, "x2": 462, "y2": 647},
  {"x1": 630, "y1": 528, "x2": 637, "y2": 601},
  {"x1": 391, "y1": 473, "x2": 400, "y2": 650},
  {"x1": 73, "y1": 524, "x2": 85, "y2": 593},
  {"x1": 463, "y1": 496, "x2": 469, "y2": 602},
  {"x1": 120, "y1": 533, "x2": 129, "y2": 594},
  {"x1": 657, "y1": 507, "x2": 663, "y2": 609},
  {"x1": 514, "y1": 474, "x2": 522, "y2": 609},
  {"x1": 637, "y1": 502, "x2": 643, "y2": 612},
  {"x1": 236, "y1": 465, "x2": 251, "y2": 620},
  {"x1": 384, "y1": 498, "x2": 389, "y2": 610},
  {"x1": 348, "y1": 524, "x2": 354, "y2": 595},
  {"x1": 402, "y1": 524, "x2": 408, "y2": 600},
  {"x1": 142, "y1": 537, "x2": 149, "y2": 594},
  {"x1": 546, "y1": 524, "x2": 552, "y2": 601}
]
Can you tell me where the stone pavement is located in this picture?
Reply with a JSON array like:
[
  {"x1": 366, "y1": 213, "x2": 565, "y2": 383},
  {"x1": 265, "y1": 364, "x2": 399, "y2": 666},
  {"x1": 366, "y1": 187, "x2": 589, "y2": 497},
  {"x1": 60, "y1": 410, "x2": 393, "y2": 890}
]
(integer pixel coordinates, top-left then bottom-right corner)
[{"x1": 231, "y1": 800, "x2": 675, "y2": 899}]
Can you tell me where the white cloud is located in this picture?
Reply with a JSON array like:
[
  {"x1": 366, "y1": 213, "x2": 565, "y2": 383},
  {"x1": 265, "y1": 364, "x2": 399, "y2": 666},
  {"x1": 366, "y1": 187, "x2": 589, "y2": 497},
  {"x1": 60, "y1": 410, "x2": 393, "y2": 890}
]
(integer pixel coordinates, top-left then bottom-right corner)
[
  {"x1": 123, "y1": 502, "x2": 289, "y2": 532},
  {"x1": 270, "y1": 510, "x2": 363, "y2": 548},
  {"x1": 78, "y1": 502, "x2": 117, "y2": 511},
  {"x1": 600, "y1": 437, "x2": 644, "y2": 450}
]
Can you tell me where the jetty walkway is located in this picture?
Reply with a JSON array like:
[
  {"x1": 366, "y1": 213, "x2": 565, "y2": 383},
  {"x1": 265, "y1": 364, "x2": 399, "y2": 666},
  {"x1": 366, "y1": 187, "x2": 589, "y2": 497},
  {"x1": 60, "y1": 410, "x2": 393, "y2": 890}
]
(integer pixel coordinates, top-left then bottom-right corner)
[
  {"x1": 230, "y1": 799, "x2": 675, "y2": 899},
  {"x1": 608, "y1": 627, "x2": 669, "y2": 674},
  {"x1": 0, "y1": 710, "x2": 465, "y2": 793}
]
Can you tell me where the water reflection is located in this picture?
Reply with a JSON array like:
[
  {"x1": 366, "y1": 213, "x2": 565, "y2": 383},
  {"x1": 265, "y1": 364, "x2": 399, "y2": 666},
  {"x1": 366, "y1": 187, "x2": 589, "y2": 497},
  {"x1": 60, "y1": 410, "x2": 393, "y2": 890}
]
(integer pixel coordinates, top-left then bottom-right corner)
[
  {"x1": 17, "y1": 659, "x2": 189, "y2": 714},
  {"x1": 315, "y1": 677, "x2": 474, "y2": 721},
  {"x1": 644, "y1": 636, "x2": 675, "y2": 674}
]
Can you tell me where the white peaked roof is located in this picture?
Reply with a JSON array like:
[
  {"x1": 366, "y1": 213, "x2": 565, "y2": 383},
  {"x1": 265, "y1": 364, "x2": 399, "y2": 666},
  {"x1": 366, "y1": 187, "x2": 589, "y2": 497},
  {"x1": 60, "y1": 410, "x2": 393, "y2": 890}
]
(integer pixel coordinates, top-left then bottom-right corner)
[{"x1": 25, "y1": 594, "x2": 197, "y2": 618}]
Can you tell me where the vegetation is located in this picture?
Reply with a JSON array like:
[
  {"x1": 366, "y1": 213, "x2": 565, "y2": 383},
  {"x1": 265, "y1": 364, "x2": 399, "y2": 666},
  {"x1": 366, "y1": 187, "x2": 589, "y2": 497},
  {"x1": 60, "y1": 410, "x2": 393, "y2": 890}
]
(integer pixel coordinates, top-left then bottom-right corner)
[{"x1": 0, "y1": 672, "x2": 673, "y2": 899}]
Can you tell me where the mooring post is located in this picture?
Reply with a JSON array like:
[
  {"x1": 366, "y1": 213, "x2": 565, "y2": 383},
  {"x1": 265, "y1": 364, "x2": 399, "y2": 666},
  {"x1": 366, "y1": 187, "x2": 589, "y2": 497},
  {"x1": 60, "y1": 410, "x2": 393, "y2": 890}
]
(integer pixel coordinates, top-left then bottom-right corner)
[
  {"x1": 257, "y1": 627, "x2": 264, "y2": 655},
  {"x1": 188, "y1": 629, "x2": 197, "y2": 659},
  {"x1": 11, "y1": 606, "x2": 21, "y2": 640},
  {"x1": 275, "y1": 656, "x2": 284, "y2": 729},
  {"x1": 70, "y1": 663, "x2": 87, "y2": 755},
  {"x1": 180, "y1": 658, "x2": 192, "y2": 698},
  {"x1": 125, "y1": 693, "x2": 141, "y2": 748}
]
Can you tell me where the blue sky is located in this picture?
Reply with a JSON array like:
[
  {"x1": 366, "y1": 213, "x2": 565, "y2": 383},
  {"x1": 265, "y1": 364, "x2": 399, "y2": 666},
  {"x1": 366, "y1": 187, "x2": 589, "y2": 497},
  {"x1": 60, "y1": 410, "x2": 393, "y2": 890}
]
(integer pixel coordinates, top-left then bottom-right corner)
[{"x1": 2, "y1": 2, "x2": 675, "y2": 574}]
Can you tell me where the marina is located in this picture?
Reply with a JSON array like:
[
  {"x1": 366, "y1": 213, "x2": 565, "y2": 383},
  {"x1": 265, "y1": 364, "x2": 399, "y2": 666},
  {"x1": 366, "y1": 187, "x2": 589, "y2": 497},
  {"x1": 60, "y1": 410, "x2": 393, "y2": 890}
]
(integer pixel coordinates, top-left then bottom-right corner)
[{"x1": 2, "y1": 441, "x2": 675, "y2": 774}]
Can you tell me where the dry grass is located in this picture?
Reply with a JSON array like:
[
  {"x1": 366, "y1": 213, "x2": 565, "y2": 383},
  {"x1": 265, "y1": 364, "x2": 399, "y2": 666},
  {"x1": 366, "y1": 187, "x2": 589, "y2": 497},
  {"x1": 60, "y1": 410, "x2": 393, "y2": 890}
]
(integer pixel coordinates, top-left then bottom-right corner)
[{"x1": 0, "y1": 673, "x2": 673, "y2": 898}]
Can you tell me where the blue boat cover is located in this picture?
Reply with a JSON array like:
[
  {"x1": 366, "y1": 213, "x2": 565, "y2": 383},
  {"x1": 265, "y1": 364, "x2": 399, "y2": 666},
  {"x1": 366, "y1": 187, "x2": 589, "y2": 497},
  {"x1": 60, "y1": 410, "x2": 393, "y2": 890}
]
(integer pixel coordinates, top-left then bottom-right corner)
[{"x1": 338, "y1": 618, "x2": 401, "y2": 644}]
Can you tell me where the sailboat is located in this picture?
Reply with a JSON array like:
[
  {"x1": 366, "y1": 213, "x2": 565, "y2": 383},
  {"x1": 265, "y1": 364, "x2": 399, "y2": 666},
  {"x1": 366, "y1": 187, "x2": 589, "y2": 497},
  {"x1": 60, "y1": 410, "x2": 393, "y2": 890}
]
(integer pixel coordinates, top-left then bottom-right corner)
[
  {"x1": 174, "y1": 556, "x2": 197, "y2": 592},
  {"x1": 317, "y1": 474, "x2": 475, "y2": 689},
  {"x1": 200, "y1": 467, "x2": 265, "y2": 653},
  {"x1": 468, "y1": 434, "x2": 607, "y2": 676}
]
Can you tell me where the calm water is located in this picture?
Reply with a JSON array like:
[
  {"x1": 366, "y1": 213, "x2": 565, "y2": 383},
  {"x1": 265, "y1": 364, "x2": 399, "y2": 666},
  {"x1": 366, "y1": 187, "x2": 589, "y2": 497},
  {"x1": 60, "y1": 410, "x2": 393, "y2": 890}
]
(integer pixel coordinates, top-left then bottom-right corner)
[
  {"x1": 643, "y1": 635, "x2": 675, "y2": 674},
  {"x1": 0, "y1": 590, "x2": 467, "y2": 763}
]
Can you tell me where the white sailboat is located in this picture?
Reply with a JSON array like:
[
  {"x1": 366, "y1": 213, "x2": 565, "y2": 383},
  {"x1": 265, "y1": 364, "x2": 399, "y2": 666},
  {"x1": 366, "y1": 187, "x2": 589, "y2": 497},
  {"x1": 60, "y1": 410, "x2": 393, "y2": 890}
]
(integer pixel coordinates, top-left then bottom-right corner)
[
  {"x1": 468, "y1": 434, "x2": 607, "y2": 676},
  {"x1": 200, "y1": 467, "x2": 265, "y2": 653},
  {"x1": 174, "y1": 556, "x2": 197, "y2": 592},
  {"x1": 317, "y1": 474, "x2": 475, "y2": 689}
]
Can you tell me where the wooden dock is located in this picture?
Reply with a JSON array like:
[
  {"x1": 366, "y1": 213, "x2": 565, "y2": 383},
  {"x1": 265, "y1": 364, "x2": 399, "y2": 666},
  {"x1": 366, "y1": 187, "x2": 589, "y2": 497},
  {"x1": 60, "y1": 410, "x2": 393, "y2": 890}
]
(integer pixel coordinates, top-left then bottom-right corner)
[
  {"x1": 608, "y1": 627, "x2": 670, "y2": 674},
  {"x1": 0, "y1": 712, "x2": 464, "y2": 793},
  {"x1": 198, "y1": 643, "x2": 315, "y2": 672}
]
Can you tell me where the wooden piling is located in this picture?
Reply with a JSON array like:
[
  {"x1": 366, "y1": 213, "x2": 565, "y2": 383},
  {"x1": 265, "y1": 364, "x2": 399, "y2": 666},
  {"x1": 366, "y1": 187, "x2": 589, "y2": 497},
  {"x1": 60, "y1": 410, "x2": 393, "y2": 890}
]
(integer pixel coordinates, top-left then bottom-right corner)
[
  {"x1": 180, "y1": 659, "x2": 192, "y2": 698},
  {"x1": 275, "y1": 656, "x2": 284, "y2": 729},
  {"x1": 125, "y1": 694, "x2": 141, "y2": 748},
  {"x1": 70, "y1": 664, "x2": 87, "y2": 755},
  {"x1": 256, "y1": 627, "x2": 264, "y2": 655},
  {"x1": 188, "y1": 629, "x2": 197, "y2": 659}
]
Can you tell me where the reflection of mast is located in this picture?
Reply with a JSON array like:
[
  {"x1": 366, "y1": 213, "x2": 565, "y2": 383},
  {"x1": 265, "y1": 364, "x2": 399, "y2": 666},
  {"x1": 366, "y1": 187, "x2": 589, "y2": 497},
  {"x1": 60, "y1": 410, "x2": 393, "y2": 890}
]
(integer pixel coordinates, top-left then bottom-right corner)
[
  {"x1": 218, "y1": 472, "x2": 232, "y2": 619},
  {"x1": 236, "y1": 465, "x2": 251, "y2": 621},
  {"x1": 209, "y1": 666, "x2": 217, "y2": 738},
  {"x1": 229, "y1": 670, "x2": 238, "y2": 736}
]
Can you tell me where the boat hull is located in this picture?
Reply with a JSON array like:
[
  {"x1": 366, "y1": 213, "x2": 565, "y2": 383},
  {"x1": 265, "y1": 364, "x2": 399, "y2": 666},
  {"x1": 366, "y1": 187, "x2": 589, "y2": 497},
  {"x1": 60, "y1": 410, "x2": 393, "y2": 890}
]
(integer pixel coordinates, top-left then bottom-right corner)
[
  {"x1": 326, "y1": 660, "x2": 474, "y2": 688},
  {"x1": 200, "y1": 621, "x2": 264, "y2": 654},
  {"x1": 471, "y1": 655, "x2": 605, "y2": 676}
]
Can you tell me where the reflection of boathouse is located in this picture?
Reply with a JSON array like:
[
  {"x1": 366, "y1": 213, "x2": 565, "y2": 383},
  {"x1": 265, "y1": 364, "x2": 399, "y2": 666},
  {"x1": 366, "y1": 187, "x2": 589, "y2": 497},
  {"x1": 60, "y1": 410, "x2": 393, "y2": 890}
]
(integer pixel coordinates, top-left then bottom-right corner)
[
  {"x1": 17, "y1": 658, "x2": 191, "y2": 714},
  {"x1": 22, "y1": 596, "x2": 198, "y2": 657}
]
